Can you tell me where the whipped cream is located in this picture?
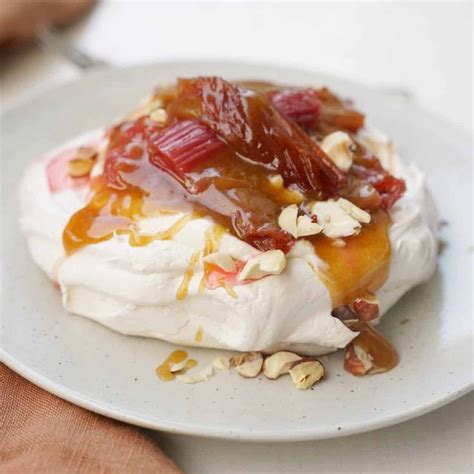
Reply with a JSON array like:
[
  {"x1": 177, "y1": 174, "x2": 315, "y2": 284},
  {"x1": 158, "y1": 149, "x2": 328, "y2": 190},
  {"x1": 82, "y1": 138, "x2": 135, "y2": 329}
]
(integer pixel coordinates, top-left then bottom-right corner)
[{"x1": 19, "y1": 127, "x2": 438, "y2": 355}]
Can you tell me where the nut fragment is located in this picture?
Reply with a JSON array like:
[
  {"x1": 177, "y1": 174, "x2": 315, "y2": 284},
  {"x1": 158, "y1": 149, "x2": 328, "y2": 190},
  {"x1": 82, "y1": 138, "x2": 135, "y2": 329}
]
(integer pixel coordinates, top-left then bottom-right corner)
[
  {"x1": 176, "y1": 364, "x2": 214, "y2": 384},
  {"x1": 331, "y1": 238, "x2": 346, "y2": 248},
  {"x1": 230, "y1": 352, "x2": 263, "y2": 378},
  {"x1": 353, "y1": 294, "x2": 380, "y2": 321},
  {"x1": 212, "y1": 356, "x2": 230, "y2": 372},
  {"x1": 278, "y1": 204, "x2": 298, "y2": 237},
  {"x1": 289, "y1": 359, "x2": 325, "y2": 390},
  {"x1": 310, "y1": 199, "x2": 370, "y2": 239},
  {"x1": 169, "y1": 360, "x2": 187, "y2": 372},
  {"x1": 68, "y1": 158, "x2": 95, "y2": 178},
  {"x1": 268, "y1": 174, "x2": 284, "y2": 188},
  {"x1": 295, "y1": 215, "x2": 323, "y2": 237},
  {"x1": 344, "y1": 343, "x2": 374, "y2": 376},
  {"x1": 203, "y1": 252, "x2": 236, "y2": 273},
  {"x1": 311, "y1": 199, "x2": 361, "y2": 238},
  {"x1": 320, "y1": 131, "x2": 355, "y2": 172},
  {"x1": 278, "y1": 206, "x2": 322, "y2": 238},
  {"x1": 238, "y1": 250, "x2": 286, "y2": 281},
  {"x1": 67, "y1": 147, "x2": 97, "y2": 178},
  {"x1": 150, "y1": 108, "x2": 168, "y2": 124},
  {"x1": 339, "y1": 198, "x2": 371, "y2": 224},
  {"x1": 331, "y1": 305, "x2": 358, "y2": 323},
  {"x1": 263, "y1": 351, "x2": 302, "y2": 379}
]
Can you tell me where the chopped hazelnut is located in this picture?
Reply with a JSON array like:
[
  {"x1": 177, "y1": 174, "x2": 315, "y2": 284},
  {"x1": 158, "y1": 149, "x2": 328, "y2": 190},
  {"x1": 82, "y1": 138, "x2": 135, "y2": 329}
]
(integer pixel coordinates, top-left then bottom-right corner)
[
  {"x1": 230, "y1": 352, "x2": 263, "y2": 378},
  {"x1": 263, "y1": 351, "x2": 302, "y2": 379},
  {"x1": 212, "y1": 356, "x2": 230, "y2": 372},
  {"x1": 67, "y1": 148, "x2": 97, "y2": 178},
  {"x1": 150, "y1": 108, "x2": 168, "y2": 124},
  {"x1": 268, "y1": 174, "x2": 284, "y2": 188},
  {"x1": 331, "y1": 305, "x2": 358, "y2": 323},
  {"x1": 353, "y1": 294, "x2": 380, "y2": 321},
  {"x1": 296, "y1": 215, "x2": 323, "y2": 237},
  {"x1": 344, "y1": 343, "x2": 374, "y2": 376},
  {"x1": 320, "y1": 131, "x2": 355, "y2": 172},
  {"x1": 332, "y1": 238, "x2": 346, "y2": 248},
  {"x1": 310, "y1": 198, "x2": 370, "y2": 239},
  {"x1": 176, "y1": 365, "x2": 214, "y2": 384},
  {"x1": 278, "y1": 204, "x2": 298, "y2": 237},
  {"x1": 338, "y1": 198, "x2": 371, "y2": 224},
  {"x1": 289, "y1": 359, "x2": 325, "y2": 390},
  {"x1": 278, "y1": 205, "x2": 322, "y2": 238},
  {"x1": 311, "y1": 199, "x2": 361, "y2": 238},
  {"x1": 238, "y1": 250, "x2": 286, "y2": 281},
  {"x1": 203, "y1": 252, "x2": 236, "y2": 273}
]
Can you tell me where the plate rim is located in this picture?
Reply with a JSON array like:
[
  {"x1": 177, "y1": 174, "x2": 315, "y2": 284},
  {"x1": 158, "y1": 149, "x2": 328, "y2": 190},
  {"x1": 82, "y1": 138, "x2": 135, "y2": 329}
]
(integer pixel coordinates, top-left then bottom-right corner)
[
  {"x1": 2, "y1": 350, "x2": 472, "y2": 442},
  {"x1": 2, "y1": 59, "x2": 473, "y2": 442}
]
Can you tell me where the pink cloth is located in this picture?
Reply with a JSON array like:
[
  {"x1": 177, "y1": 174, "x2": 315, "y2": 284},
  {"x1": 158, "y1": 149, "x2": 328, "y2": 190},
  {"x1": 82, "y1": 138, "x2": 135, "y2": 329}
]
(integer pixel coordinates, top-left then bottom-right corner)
[{"x1": 0, "y1": 364, "x2": 181, "y2": 473}]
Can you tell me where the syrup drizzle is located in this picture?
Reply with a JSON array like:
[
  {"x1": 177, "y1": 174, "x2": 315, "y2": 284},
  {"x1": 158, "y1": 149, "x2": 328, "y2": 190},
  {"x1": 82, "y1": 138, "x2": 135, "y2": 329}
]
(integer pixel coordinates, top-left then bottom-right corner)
[
  {"x1": 176, "y1": 250, "x2": 202, "y2": 300},
  {"x1": 155, "y1": 350, "x2": 198, "y2": 382}
]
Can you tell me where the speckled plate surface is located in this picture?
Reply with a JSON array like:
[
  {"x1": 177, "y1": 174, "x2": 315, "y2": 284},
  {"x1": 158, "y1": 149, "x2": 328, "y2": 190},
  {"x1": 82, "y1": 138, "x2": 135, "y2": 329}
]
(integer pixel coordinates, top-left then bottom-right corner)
[{"x1": 1, "y1": 62, "x2": 472, "y2": 441}]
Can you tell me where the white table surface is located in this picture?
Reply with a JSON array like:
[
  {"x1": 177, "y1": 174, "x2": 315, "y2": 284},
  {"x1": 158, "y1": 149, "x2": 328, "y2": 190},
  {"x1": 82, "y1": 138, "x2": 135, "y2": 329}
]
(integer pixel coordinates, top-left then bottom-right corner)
[{"x1": 1, "y1": 2, "x2": 472, "y2": 472}]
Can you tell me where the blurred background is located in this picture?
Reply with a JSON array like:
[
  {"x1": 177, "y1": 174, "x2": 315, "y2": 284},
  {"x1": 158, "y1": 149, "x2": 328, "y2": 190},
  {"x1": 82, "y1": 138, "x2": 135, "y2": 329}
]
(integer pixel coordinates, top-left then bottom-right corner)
[{"x1": 1, "y1": 1, "x2": 472, "y2": 135}]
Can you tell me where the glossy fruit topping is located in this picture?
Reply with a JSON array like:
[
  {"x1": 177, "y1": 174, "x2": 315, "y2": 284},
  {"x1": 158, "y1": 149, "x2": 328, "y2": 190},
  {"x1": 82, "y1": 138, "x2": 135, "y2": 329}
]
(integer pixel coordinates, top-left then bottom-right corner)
[
  {"x1": 270, "y1": 89, "x2": 321, "y2": 127},
  {"x1": 149, "y1": 119, "x2": 224, "y2": 180},
  {"x1": 168, "y1": 76, "x2": 346, "y2": 196}
]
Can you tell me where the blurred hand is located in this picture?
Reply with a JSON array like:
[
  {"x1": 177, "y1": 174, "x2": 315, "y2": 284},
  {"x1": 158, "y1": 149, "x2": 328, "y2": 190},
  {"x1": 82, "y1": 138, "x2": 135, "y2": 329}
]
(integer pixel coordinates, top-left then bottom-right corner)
[{"x1": 0, "y1": 0, "x2": 95, "y2": 46}]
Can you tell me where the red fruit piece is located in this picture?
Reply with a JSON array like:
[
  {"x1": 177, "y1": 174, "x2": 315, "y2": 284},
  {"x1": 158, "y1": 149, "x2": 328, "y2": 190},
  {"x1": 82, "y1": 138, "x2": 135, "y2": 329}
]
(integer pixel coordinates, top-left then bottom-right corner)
[
  {"x1": 168, "y1": 76, "x2": 346, "y2": 197},
  {"x1": 149, "y1": 120, "x2": 224, "y2": 179},
  {"x1": 351, "y1": 164, "x2": 406, "y2": 209},
  {"x1": 104, "y1": 119, "x2": 151, "y2": 189},
  {"x1": 270, "y1": 89, "x2": 321, "y2": 127},
  {"x1": 372, "y1": 174, "x2": 406, "y2": 209},
  {"x1": 104, "y1": 118, "x2": 223, "y2": 189},
  {"x1": 233, "y1": 212, "x2": 295, "y2": 253}
]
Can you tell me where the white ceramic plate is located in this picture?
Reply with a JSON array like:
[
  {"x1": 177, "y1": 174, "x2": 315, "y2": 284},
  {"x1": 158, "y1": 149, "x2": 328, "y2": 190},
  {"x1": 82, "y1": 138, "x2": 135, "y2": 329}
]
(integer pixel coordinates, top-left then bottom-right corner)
[{"x1": 1, "y1": 62, "x2": 472, "y2": 441}]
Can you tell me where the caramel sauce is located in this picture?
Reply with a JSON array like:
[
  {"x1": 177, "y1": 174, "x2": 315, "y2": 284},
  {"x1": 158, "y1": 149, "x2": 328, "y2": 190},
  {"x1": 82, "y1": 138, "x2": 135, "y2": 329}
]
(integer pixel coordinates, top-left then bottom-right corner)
[
  {"x1": 128, "y1": 213, "x2": 195, "y2": 246},
  {"x1": 155, "y1": 349, "x2": 198, "y2": 382},
  {"x1": 346, "y1": 322, "x2": 399, "y2": 373},
  {"x1": 312, "y1": 210, "x2": 391, "y2": 306},
  {"x1": 176, "y1": 250, "x2": 202, "y2": 300}
]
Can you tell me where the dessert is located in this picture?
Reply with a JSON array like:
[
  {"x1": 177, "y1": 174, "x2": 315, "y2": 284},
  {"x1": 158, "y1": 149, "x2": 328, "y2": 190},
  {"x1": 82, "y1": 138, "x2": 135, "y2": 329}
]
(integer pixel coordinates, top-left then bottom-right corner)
[{"x1": 20, "y1": 77, "x2": 438, "y2": 386}]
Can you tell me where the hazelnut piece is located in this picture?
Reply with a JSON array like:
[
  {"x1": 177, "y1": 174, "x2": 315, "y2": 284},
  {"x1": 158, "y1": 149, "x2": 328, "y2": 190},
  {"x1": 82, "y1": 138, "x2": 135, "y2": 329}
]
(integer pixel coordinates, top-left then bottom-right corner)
[
  {"x1": 238, "y1": 250, "x2": 286, "y2": 281},
  {"x1": 67, "y1": 147, "x2": 97, "y2": 178},
  {"x1": 331, "y1": 305, "x2": 358, "y2": 323},
  {"x1": 150, "y1": 108, "x2": 168, "y2": 124},
  {"x1": 320, "y1": 131, "x2": 355, "y2": 172},
  {"x1": 289, "y1": 359, "x2": 325, "y2": 390},
  {"x1": 344, "y1": 343, "x2": 374, "y2": 376},
  {"x1": 203, "y1": 252, "x2": 236, "y2": 273},
  {"x1": 230, "y1": 352, "x2": 263, "y2": 378},
  {"x1": 353, "y1": 294, "x2": 380, "y2": 321},
  {"x1": 263, "y1": 351, "x2": 302, "y2": 379}
]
